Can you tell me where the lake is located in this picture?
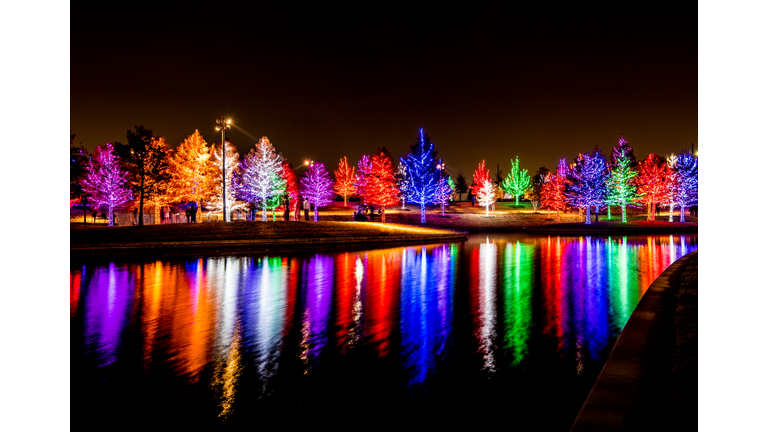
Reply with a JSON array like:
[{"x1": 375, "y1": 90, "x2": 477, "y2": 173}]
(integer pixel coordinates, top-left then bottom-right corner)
[{"x1": 70, "y1": 232, "x2": 697, "y2": 429}]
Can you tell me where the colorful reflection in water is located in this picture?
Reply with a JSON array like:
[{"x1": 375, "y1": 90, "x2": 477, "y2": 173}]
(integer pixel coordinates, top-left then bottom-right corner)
[{"x1": 71, "y1": 233, "x2": 697, "y2": 428}]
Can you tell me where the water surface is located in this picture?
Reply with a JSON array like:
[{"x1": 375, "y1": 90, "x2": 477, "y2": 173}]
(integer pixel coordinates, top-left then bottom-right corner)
[{"x1": 71, "y1": 233, "x2": 697, "y2": 429}]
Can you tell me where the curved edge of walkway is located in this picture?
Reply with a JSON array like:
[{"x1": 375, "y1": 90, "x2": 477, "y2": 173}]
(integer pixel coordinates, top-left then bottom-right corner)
[{"x1": 569, "y1": 249, "x2": 698, "y2": 432}]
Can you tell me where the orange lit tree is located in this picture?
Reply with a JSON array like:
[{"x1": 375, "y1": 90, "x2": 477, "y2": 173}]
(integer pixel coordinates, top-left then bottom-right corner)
[
  {"x1": 334, "y1": 156, "x2": 357, "y2": 206},
  {"x1": 167, "y1": 130, "x2": 213, "y2": 221}
]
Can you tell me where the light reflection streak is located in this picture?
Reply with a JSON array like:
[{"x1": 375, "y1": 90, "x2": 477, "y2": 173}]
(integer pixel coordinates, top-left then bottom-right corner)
[{"x1": 478, "y1": 237, "x2": 497, "y2": 373}]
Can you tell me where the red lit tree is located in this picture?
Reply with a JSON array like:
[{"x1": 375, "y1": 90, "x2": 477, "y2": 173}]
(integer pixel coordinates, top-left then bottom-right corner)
[
  {"x1": 334, "y1": 156, "x2": 357, "y2": 206},
  {"x1": 636, "y1": 153, "x2": 672, "y2": 221},
  {"x1": 540, "y1": 158, "x2": 570, "y2": 222},
  {"x1": 471, "y1": 160, "x2": 497, "y2": 216},
  {"x1": 282, "y1": 161, "x2": 300, "y2": 218},
  {"x1": 357, "y1": 151, "x2": 400, "y2": 222},
  {"x1": 82, "y1": 142, "x2": 133, "y2": 226}
]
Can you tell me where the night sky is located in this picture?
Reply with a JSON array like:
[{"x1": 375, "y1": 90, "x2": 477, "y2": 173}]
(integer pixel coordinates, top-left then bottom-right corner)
[{"x1": 71, "y1": 5, "x2": 697, "y2": 179}]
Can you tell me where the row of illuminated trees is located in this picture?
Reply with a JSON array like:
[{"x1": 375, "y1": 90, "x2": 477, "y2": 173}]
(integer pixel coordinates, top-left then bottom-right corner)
[{"x1": 71, "y1": 127, "x2": 697, "y2": 226}]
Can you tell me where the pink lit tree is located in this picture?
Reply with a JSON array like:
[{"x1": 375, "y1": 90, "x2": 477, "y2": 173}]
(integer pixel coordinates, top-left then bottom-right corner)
[
  {"x1": 82, "y1": 142, "x2": 133, "y2": 226},
  {"x1": 300, "y1": 162, "x2": 335, "y2": 221}
]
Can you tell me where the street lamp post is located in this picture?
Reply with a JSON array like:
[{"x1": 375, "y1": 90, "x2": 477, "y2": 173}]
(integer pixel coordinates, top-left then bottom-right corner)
[
  {"x1": 215, "y1": 117, "x2": 232, "y2": 221},
  {"x1": 437, "y1": 160, "x2": 446, "y2": 214}
]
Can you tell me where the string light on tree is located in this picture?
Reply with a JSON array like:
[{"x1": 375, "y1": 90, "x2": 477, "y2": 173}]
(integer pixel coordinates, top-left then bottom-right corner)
[
  {"x1": 82, "y1": 142, "x2": 133, "y2": 226},
  {"x1": 471, "y1": 160, "x2": 497, "y2": 216},
  {"x1": 606, "y1": 134, "x2": 641, "y2": 223},
  {"x1": 501, "y1": 156, "x2": 531, "y2": 205},
  {"x1": 400, "y1": 128, "x2": 440, "y2": 224},
  {"x1": 540, "y1": 159, "x2": 570, "y2": 223},
  {"x1": 300, "y1": 162, "x2": 335, "y2": 222},
  {"x1": 334, "y1": 156, "x2": 357, "y2": 207}
]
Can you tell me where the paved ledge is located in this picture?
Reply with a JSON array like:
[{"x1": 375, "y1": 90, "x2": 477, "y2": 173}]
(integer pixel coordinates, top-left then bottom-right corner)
[
  {"x1": 570, "y1": 249, "x2": 697, "y2": 431},
  {"x1": 525, "y1": 220, "x2": 698, "y2": 235}
]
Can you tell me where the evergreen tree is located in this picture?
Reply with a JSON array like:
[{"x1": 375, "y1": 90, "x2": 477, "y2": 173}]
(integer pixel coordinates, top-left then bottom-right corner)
[
  {"x1": 334, "y1": 156, "x2": 357, "y2": 206},
  {"x1": 300, "y1": 162, "x2": 335, "y2": 221},
  {"x1": 673, "y1": 151, "x2": 698, "y2": 222},
  {"x1": 82, "y1": 142, "x2": 133, "y2": 226},
  {"x1": 454, "y1": 172, "x2": 468, "y2": 201},
  {"x1": 606, "y1": 134, "x2": 641, "y2": 223},
  {"x1": 501, "y1": 156, "x2": 531, "y2": 205},
  {"x1": 400, "y1": 128, "x2": 440, "y2": 224},
  {"x1": 566, "y1": 149, "x2": 609, "y2": 224}
]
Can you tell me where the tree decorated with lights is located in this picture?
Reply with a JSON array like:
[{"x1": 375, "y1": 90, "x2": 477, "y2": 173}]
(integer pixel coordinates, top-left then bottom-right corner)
[
  {"x1": 433, "y1": 161, "x2": 453, "y2": 215},
  {"x1": 300, "y1": 162, "x2": 335, "y2": 221},
  {"x1": 357, "y1": 151, "x2": 400, "y2": 222},
  {"x1": 636, "y1": 153, "x2": 672, "y2": 221},
  {"x1": 541, "y1": 159, "x2": 570, "y2": 223},
  {"x1": 209, "y1": 138, "x2": 245, "y2": 218},
  {"x1": 355, "y1": 155, "x2": 372, "y2": 205},
  {"x1": 167, "y1": 129, "x2": 213, "y2": 221},
  {"x1": 605, "y1": 134, "x2": 641, "y2": 223},
  {"x1": 665, "y1": 153, "x2": 679, "y2": 221},
  {"x1": 566, "y1": 149, "x2": 609, "y2": 224},
  {"x1": 333, "y1": 156, "x2": 357, "y2": 206},
  {"x1": 282, "y1": 161, "x2": 300, "y2": 219},
  {"x1": 395, "y1": 161, "x2": 411, "y2": 209},
  {"x1": 501, "y1": 156, "x2": 531, "y2": 205},
  {"x1": 400, "y1": 128, "x2": 440, "y2": 224},
  {"x1": 471, "y1": 160, "x2": 497, "y2": 216},
  {"x1": 672, "y1": 151, "x2": 698, "y2": 222},
  {"x1": 234, "y1": 137, "x2": 286, "y2": 221},
  {"x1": 120, "y1": 125, "x2": 172, "y2": 226},
  {"x1": 82, "y1": 142, "x2": 133, "y2": 226}
]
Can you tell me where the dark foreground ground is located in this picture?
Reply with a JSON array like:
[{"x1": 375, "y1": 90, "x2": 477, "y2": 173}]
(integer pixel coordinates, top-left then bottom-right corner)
[{"x1": 571, "y1": 250, "x2": 698, "y2": 431}]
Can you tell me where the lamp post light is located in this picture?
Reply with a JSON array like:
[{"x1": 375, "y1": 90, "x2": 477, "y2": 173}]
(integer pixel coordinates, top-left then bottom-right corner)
[
  {"x1": 215, "y1": 116, "x2": 232, "y2": 222},
  {"x1": 437, "y1": 161, "x2": 446, "y2": 214}
]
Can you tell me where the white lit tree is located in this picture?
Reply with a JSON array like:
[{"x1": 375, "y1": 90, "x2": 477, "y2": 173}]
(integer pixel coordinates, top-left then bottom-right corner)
[{"x1": 234, "y1": 137, "x2": 285, "y2": 221}]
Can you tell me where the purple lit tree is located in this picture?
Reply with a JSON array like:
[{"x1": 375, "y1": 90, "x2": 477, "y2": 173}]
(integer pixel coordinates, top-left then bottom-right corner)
[
  {"x1": 672, "y1": 151, "x2": 698, "y2": 222},
  {"x1": 400, "y1": 128, "x2": 440, "y2": 224},
  {"x1": 300, "y1": 162, "x2": 335, "y2": 221},
  {"x1": 82, "y1": 142, "x2": 133, "y2": 226},
  {"x1": 566, "y1": 149, "x2": 609, "y2": 224}
]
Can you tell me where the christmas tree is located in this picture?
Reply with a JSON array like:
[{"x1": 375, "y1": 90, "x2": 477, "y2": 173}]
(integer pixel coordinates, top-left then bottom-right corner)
[
  {"x1": 566, "y1": 149, "x2": 609, "y2": 224},
  {"x1": 234, "y1": 137, "x2": 286, "y2": 221},
  {"x1": 400, "y1": 128, "x2": 440, "y2": 224},
  {"x1": 82, "y1": 142, "x2": 133, "y2": 226}
]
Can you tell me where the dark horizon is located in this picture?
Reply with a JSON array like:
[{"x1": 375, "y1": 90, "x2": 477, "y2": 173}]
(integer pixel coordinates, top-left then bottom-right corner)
[{"x1": 71, "y1": 6, "x2": 696, "y2": 179}]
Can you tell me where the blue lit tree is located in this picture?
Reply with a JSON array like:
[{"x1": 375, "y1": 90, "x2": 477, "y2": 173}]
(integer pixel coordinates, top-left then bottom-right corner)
[
  {"x1": 673, "y1": 151, "x2": 698, "y2": 222},
  {"x1": 566, "y1": 149, "x2": 610, "y2": 224},
  {"x1": 400, "y1": 128, "x2": 440, "y2": 224}
]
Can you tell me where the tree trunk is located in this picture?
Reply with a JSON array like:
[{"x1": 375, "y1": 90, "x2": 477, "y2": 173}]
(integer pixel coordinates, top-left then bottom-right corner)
[
  {"x1": 344, "y1": 194, "x2": 347, "y2": 206},
  {"x1": 585, "y1": 206, "x2": 591, "y2": 224},
  {"x1": 314, "y1": 207, "x2": 319, "y2": 222},
  {"x1": 441, "y1": 201, "x2": 445, "y2": 215},
  {"x1": 607, "y1": 205, "x2": 611, "y2": 220},
  {"x1": 556, "y1": 209, "x2": 560, "y2": 223},
  {"x1": 138, "y1": 177, "x2": 145, "y2": 226},
  {"x1": 486, "y1": 204, "x2": 489, "y2": 216},
  {"x1": 679, "y1": 205, "x2": 686, "y2": 223},
  {"x1": 381, "y1": 208, "x2": 386, "y2": 223},
  {"x1": 669, "y1": 202, "x2": 675, "y2": 222},
  {"x1": 621, "y1": 205, "x2": 627, "y2": 223},
  {"x1": 420, "y1": 203, "x2": 426, "y2": 224},
  {"x1": 262, "y1": 202, "x2": 268, "y2": 221},
  {"x1": 108, "y1": 204, "x2": 114, "y2": 227},
  {"x1": 594, "y1": 205, "x2": 599, "y2": 222}
]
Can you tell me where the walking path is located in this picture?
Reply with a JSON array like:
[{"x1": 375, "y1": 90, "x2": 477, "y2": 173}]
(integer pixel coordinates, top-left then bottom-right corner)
[{"x1": 570, "y1": 249, "x2": 698, "y2": 431}]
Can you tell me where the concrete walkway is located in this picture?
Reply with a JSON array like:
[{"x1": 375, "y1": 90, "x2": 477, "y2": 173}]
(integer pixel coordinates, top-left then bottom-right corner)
[{"x1": 570, "y1": 249, "x2": 698, "y2": 431}]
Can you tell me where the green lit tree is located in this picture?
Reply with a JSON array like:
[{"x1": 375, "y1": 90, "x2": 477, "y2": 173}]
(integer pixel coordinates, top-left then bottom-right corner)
[
  {"x1": 606, "y1": 135, "x2": 641, "y2": 223},
  {"x1": 501, "y1": 156, "x2": 531, "y2": 205}
]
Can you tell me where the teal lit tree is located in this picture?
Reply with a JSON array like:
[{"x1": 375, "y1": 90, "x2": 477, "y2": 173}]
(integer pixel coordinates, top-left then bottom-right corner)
[
  {"x1": 400, "y1": 128, "x2": 440, "y2": 224},
  {"x1": 606, "y1": 135, "x2": 641, "y2": 223},
  {"x1": 82, "y1": 142, "x2": 133, "y2": 226},
  {"x1": 566, "y1": 149, "x2": 609, "y2": 224},
  {"x1": 501, "y1": 156, "x2": 531, "y2": 205}
]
